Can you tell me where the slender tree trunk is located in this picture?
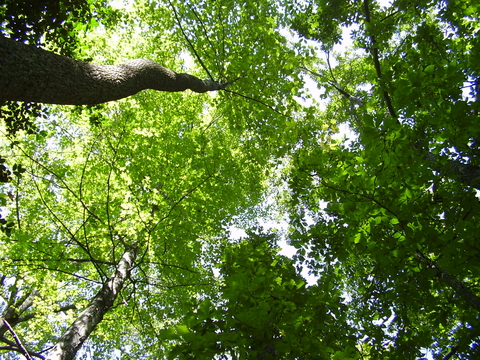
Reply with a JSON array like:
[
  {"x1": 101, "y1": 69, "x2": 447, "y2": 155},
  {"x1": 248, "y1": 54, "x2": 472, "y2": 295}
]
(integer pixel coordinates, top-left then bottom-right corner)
[
  {"x1": 0, "y1": 36, "x2": 225, "y2": 105},
  {"x1": 416, "y1": 250, "x2": 480, "y2": 313},
  {"x1": 437, "y1": 269, "x2": 480, "y2": 313},
  {"x1": 424, "y1": 152, "x2": 480, "y2": 190},
  {"x1": 46, "y1": 246, "x2": 137, "y2": 360}
]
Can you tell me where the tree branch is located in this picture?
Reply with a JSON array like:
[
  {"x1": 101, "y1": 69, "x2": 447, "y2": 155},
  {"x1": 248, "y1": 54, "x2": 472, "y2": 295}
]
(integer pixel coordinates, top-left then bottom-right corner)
[
  {"x1": 222, "y1": 88, "x2": 295, "y2": 120},
  {"x1": 363, "y1": 0, "x2": 397, "y2": 119},
  {"x1": 167, "y1": 0, "x2": 215, "y2": 81},
  {"x1": 1, "y1": 319, "x2": 33, "y2": 360},
  {"x1": 443, "y1": 345, "x2": 459, "y2": 360},
  {"x1": 0, "y1": 36, "x2": 228, "y2": 105}
]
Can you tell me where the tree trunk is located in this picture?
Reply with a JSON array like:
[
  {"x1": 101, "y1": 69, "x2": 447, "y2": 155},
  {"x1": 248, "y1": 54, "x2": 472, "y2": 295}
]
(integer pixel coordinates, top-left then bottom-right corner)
[
  {"x1": 46, "y1": 246, "x2": 137, "y2": 360},
  {"x1": 424, "y1": 152, "x2": 480, "y2": 190},
  {"x1": 0, "y1": 36, "x2": 225, "y2": 105},
  {"x1": 416, "y1": 250, "x2": 480, "y2": 313},
  {"x1": 437, "y1": 269, "x2": 480, "y2": 313}
]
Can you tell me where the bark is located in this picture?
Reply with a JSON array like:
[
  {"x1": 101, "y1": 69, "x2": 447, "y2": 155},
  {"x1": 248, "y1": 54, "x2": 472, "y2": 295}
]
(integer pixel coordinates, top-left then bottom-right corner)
[
  {"x1": 46, "y1": 246, "x2": 137, "y2": 360},
  {"x1": 0, "y1": 36, "x2": 226, "y2": 105}
]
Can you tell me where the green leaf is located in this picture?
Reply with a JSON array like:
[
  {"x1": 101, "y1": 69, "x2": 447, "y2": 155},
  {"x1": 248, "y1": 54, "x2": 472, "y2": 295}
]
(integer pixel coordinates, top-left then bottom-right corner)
[{"x1": 424, "y1": 64, "x2": 436, "y2": 74}]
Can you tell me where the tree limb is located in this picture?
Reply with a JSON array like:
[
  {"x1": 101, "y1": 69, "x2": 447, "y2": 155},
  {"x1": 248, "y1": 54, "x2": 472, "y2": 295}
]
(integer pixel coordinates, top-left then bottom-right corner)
[
  {"x1": 1, "y1": 319, "x2": 33, "y2": 360},
  {"x1": 0, "y1": 36, "x2": 228, "y2": 105},
  {"x1": 416, "y1": 250, "x2": 480, "y2": 313},
  {"x1": 443, "y1": 345, "x2": 459, "y2": 360},
  {"x1": 363, "y1": 0, "x2": 397, "y2": 119}
]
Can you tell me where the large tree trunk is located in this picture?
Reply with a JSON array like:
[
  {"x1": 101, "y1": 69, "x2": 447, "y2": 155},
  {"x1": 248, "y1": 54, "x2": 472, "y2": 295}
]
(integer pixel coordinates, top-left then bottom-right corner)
[
  {"x1": 46, "y1": 246, "x2": 137, "y2": 360},
  {"x1": 0, "y1": 36, "x2": 225, "y2": 105}
]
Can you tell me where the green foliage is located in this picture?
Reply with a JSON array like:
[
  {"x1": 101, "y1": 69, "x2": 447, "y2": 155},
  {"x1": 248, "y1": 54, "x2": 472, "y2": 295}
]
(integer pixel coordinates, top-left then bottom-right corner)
[
  {"x1": 288, "y1": 0, "x2": 361, "y2": 50},
  {"x1": 2, "y1": 0, "x2": 480, "y2": 359},
  {"x1": 0, "y1": 1, "x2": 309, "y2": 354},
  {"x1": 166, "y1": 232, "x2": 358, "y2": 359},
  {"x1": 0, "y1": 0, "x2": 120, "y2": 55},
  {"x1": 283, "y1": 0, "x2": 480, "y2": 358}
]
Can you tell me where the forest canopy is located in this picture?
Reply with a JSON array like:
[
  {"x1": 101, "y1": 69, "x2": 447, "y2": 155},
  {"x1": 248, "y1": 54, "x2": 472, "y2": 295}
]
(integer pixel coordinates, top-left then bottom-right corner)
[{"x1": 1, "y1": 0, "x2": 480, "y2": 359}]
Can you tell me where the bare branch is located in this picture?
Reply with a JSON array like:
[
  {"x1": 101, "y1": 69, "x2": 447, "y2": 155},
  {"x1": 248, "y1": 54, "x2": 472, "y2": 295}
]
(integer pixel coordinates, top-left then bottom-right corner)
[
  {"x1": 363, "y1": 0, "x2": 397, "y2": 119},
  {"x1": 1, "y1": 319, "x2": 34, "y2": 360},
  {"x1": 443, "y1": 345, "x2": 459, "y2": 360}
]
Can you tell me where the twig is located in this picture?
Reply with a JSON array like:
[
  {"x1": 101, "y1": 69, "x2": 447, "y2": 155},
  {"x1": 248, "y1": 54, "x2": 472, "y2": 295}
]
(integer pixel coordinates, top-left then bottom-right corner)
[
  {"x1": 222, "y1": 88, "x2": 295, "y2": 120},
  {"x1": 363, "y1": 0, "x2": 397, "y2": 119},
  {"x1": 167, "y1": 0, "x2": 215, "y2": 81},
  {"x1": 2, "y1": 318, "x2": 34, "y2": 360}
]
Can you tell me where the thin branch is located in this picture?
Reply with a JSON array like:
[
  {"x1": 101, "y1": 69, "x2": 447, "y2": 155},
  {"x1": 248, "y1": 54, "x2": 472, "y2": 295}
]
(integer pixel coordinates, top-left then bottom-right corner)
[
  {"x1": 5, "y1": 258, "x2": 115, "y2": 266},
  {"x1": 100, "y1": 118, "x2": 129, "y2": 264},
  {"x1": 187, "y1": 4, "x2": 223, "y2": 77},
  {"x1": 168, "y1": 0, "x2": 215, "y2": 81},
  {"x1": 379, "y1": 9, "x2": 401, "y2": 22},
  {"x1": 31, "y1": 266, "x2": 102, "y2": 284},
  {"x1": 136, "y1": 279, "x2": 212, "y2": 289},
  {"x1": 0, "y1": 342, "x2": 46, "y2": 359},
  {"x1": 301, "y1": 65, "x2": 364, "y2": 106},
  {"x1": 15, "y1": 177, "x2": 21, "y2": 230},
  {"x1": 22, "y1": 151, "x2": 102, "y2": 223},
  {"x1": 2, "y1": 319, "x2": 33, "y2": 360},
  {"x1": 31, "y1": 175, "x2": 95, "y2": 263},
  {"x1": 222, "y1": 88, "x2": 295, "y2": 120},
  {"x1": 318, "y1": 176, "x2": 399, "y2": 218},
  {"x1": 443, "y1": 345, "x2": 459, "y2": 360},
  {"x1": 326, "y1": 52, "x2": 338, "y2": 85},
  {"x1": 142, "y1": 262, "x2": 199, "y2": 273},
  {"x1": 77, "y1": 132, "x2": 107, "y2": 278},
  {"x1": 363, "y1": 0, "x2": 397, "y2": 119},
  {"x1": 149, "y1": 173, "x2": 214, "y2": 233}
]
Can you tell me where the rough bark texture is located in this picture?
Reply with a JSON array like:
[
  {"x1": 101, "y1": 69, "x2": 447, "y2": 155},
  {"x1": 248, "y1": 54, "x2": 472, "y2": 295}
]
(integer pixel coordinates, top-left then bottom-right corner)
[
  {"x1": 0, "y1": 36, "x2": 224, "y2": 105},
  {"x1": 46, "y1": 246, "x2": 137, "y2": 360}
]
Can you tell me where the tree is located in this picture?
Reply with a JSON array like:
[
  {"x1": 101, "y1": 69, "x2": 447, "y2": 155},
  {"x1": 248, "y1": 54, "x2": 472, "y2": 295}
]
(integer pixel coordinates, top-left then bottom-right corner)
[
  {"x1": 165, "y1": 232, "x2": 358, "y2": 359},
  {"x1": 0, "y1": 0, "x2": 310, "y2": 359},
  {"x1": 4, "y1": 0, "x2": 480, "y2": 359},
  {"x1": 0, "y1": 84, "x2": 278, "y2": 359},
  {"x1": 283, "y1": 0, "x2": 480, "y2": 358},
  {"x1": 0, "y1": 0, "x2": 121, "y2": 133}
]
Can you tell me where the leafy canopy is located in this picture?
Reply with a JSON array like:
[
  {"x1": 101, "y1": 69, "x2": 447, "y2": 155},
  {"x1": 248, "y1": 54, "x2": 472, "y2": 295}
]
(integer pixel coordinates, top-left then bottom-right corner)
[{"x1": 1, "y1": 0, "x2": 480, "y2": 359}]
